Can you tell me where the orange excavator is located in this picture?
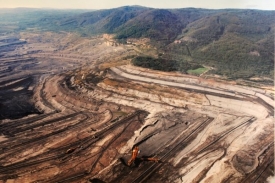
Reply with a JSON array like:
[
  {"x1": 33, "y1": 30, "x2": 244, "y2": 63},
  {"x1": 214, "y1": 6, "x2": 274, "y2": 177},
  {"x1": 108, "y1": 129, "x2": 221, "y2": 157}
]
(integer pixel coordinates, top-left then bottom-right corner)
[{"x1": 127, "y1": 146, "x2": 159, "y2": 166}]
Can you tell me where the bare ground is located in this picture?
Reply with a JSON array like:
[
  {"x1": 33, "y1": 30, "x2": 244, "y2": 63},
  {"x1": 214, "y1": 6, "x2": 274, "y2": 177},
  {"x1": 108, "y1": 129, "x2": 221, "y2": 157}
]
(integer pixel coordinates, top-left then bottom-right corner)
[{"x1": 0, "y1": 32, "x2": 273, "y2": 183}]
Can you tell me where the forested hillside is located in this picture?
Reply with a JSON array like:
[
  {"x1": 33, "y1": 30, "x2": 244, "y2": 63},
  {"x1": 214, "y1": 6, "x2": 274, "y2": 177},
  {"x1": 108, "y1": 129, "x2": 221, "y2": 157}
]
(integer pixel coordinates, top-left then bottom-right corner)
[
  {"x1": 53, "y1": 7, "x2": 274, "y2": 80},
  {"x1": 1, "y1": 6, "x2": 274, "y2": 81}
]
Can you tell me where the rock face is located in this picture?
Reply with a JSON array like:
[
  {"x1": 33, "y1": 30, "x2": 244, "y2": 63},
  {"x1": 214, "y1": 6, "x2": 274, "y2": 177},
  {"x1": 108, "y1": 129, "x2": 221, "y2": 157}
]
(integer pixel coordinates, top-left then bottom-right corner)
[{"x1": 0, "y1": 33, "x2": 273, "y2": 183}]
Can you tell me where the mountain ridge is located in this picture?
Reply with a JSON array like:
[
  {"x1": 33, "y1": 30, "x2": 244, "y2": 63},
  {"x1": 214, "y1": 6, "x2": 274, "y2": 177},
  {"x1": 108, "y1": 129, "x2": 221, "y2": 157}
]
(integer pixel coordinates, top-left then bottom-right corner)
[
  {"x1": 56, "y1": 7, "x2": 274, "y2": 80},
  {"x1": 1, "y1": 6, "x2": 273, "y2": 81}
]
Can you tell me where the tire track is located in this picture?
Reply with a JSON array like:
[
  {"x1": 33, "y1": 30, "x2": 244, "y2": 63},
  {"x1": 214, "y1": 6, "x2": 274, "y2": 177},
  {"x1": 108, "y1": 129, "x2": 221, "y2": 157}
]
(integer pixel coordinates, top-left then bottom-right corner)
[{"x1": 130, "y1": 117, "x2": 213, "y2": 183}]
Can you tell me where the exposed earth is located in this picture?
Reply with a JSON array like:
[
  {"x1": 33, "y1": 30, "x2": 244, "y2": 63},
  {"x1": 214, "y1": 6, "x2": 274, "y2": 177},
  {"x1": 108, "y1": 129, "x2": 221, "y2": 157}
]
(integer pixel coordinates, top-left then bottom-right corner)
[{"x1": 0, "y1": 32, "x2": 274, "y2": 183}]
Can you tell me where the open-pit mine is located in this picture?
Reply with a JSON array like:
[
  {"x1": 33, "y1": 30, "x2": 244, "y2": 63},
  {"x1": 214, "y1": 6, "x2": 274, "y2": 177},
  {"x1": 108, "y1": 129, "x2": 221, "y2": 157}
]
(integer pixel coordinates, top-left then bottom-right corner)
[{"x1": 0, "y1": 32, "x2": 274, "y2": 183}]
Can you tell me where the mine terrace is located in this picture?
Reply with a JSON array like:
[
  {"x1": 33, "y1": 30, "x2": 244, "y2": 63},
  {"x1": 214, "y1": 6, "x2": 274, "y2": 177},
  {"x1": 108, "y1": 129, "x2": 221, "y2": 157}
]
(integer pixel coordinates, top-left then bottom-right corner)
[{"x1": 0, "y1": 30, "x2": 274, "y2": 183}]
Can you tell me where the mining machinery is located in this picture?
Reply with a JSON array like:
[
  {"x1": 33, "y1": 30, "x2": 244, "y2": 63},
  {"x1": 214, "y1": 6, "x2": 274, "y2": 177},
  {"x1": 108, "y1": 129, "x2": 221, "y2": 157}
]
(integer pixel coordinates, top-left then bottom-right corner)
[{"x1": 127, "y1": 146, "x2": 159, "y2": 166}]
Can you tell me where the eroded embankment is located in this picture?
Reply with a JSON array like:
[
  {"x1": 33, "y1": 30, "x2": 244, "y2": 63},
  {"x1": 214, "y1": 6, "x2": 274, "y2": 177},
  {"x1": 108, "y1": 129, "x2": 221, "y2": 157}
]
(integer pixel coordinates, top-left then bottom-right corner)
[
  {"x1": 0, "y1": 68, "x2": 148, "y2": 182},
  {"x1": 80, "y1": 66, "x2": 274, "y2": 183},
  {"x1": 0, "y1": 64, "x2": 273, "y2": 183}
]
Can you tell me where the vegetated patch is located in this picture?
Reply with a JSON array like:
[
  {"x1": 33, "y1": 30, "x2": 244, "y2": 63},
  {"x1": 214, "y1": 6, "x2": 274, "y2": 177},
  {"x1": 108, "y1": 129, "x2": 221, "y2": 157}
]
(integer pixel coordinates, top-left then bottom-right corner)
[
  {"x1": 132, "y1": 56, "x2": 203, "y2": 73},
  {"x1": 187, "y1": 67, "x2": 208, "y2": 75},
  {"x1": 132, "y1": 56, "x2": 177, "y2": 71}
]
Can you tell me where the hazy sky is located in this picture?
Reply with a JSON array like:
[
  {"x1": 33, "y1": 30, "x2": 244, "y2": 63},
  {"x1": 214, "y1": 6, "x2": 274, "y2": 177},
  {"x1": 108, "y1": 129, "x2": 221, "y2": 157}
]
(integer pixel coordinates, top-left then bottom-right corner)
[{"x1": 0, "y1": 0, "x2": 274, "y2": 10}]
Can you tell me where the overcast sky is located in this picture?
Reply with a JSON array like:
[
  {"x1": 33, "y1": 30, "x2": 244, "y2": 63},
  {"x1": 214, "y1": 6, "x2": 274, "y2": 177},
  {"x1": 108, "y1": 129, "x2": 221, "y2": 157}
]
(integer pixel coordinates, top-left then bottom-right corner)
[{"x1": 0, "y1": 0, "x2": 274, "y2": 10}]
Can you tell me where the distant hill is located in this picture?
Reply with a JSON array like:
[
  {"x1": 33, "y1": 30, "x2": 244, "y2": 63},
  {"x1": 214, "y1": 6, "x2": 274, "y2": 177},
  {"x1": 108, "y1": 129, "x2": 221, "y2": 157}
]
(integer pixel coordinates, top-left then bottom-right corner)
[
  {"x1": 165, "y1": 9, "x2": 275, "y2": 80},
  {"x1": 0, "y1": 8, "x2": 92, "y2": 33},
  {"x1": 54, "y1": 6, "x2": 148, "y2": 35},
  {"x1": 51, "y1": 7, "x2": 274, "y2": 81},
  {"x1": 1, "y1": 6, "x2": 274, "y2": 81},
  {"x1": 55, "y1": 6, "x2": 215, "y2": 42}
]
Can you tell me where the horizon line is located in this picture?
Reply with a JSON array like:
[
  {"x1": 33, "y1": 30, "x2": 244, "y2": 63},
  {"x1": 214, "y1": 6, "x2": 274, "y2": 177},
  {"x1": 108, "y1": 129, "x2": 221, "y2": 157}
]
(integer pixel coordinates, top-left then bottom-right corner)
[{"x1": 0, "y1": 5, "x2": 274, "y2": 11}]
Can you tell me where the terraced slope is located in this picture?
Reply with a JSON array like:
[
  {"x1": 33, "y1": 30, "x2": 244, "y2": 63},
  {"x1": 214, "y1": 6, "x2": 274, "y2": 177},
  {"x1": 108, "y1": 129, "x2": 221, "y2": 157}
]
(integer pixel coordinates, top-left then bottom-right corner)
[
  {"x1": 0, "y1": 72, "x2": 147, "y2": 182},
  {"x1": 0, "y1": 33, "x2": 273, "y2": 183},
  {"x1": 83, "y1": 66, "x2": 273, "y2": 183},
  {"x1": 0, "y1": 32, "x2": 134, "y2": 119}
]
